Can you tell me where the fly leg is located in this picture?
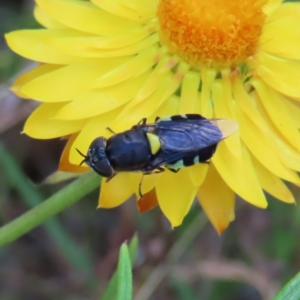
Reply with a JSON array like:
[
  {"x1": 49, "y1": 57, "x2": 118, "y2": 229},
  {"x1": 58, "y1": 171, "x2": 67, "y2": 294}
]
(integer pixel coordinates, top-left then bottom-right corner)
[
  {"x1": 153, "y1": 167, "x2": 165, "y2": 173},
  {"x1": 106, "y1": 127, "x2": 116, "y2": 134},
  {"x1": 139, "y1": 167, "x2": 165, "y2": 198},
  {"x1": 142, "y1": 167, "x2": 165, "y2": 175},
  {"x1": 137, "y1": 118, "x2": 147, "y2": 125},
  {"x1": 138, "y1": 174, "x2": 145, "y2": 198},
  {"x1": 132, "y1": 118, "x2": 150, "y2": 130},
  {"x1": 166, "y1": 167, "x2": 180, "y2": 173}
]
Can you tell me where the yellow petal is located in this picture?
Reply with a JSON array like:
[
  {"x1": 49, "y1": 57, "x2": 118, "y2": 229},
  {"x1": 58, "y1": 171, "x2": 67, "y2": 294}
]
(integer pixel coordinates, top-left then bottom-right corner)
[
  {"x1": 260, "y1": 17, "x2": 300, "y2": 60},
  {"x1": 98, "y1": 173, "x2": 133, "y2": 208},
  {"x1": 150, "y1": 95, "x2": 180, "y2": 121},
  {"x1": 11, "y1": 64, "x2": 61, "y2": 98},
  {"x1": 129, "y1": 173, "x2": 142, "y2": 197},
  {"x1": 91, "y1": 0, "x2": 155, "y2": 22},
  {"x1": 270, "y1": 2, "x2": 300, "y2": 20},
  {"x1": 123, "y1": 0, "x2": 157, "y2": 15},
  {"x1": 232, "y1": 74, "x2": 269, "y2": 134},
  {"x1": 92, "y1": 46, "x2": 159, "y2": 89},
  {"x1": 250, "y1": 91, "x2": 300, "y2": 172},
  {"x1": 251, "y1": 79, "x2": 300, "y2": 152},
  {"x1": 69, "y1": 106, "x2": 124, "y2": 165},
  {"x1": 34, "y1": 5, "x2": 66, "y2": 29},
  {"x1": 264, "y1": 4, "x2": 300, "y2": 64},
  {"x1": 189, "y1": 164, "x2": 209, "y2": 187},
  {"x1": 111, "y1": 71, "x2": 182, "y2": 132},
  {"x1": 212, "y1": 142, "x2": 267, "y2": 208},
  {"x1": 284, "y1": 99, "x2": 300, "y2": 129},
  {"x1": 24, "y1": 103, "x2": 86, "y2": 139},
  {"x1": 254, "y1": 51, "x2": 300, "y2": 99},
  {"x1": 5, "y1": 30, "x2": 79, "y2": 64},
  {"x1": 59, "y1": 133, "x2": 90, "y2": 173},
  {"x1": 20, "y1": 57, "x2": 129, "y2": 102},
  {"x1": 197, "y1": 67, "x2": 216, "y2": 117},
  {"x1": 156, "y1": 169, "x2": 197, "y2": 227},
  {"x1": 251, "y1": 154, "x2": 295, "y2": 204},
  {"x1": 133, "y1": 54, "x2": 179, "y2": 105},
  {"x1": 179, "y1": 71, "x2": 200, "y2": 113},
  {"x1": 129, "y1": 173, "x2": 162, "y2": 197},
  {"x1": 141, "y1": 174, "x2": 162, "y2": 195},
  {"x1": 233, "y1": 99, "x2": 300, "y2": 184},
  {"x1": 212, "y1": 79, "x2": 242, "y2": 158},
  {"x1": 263, "y1": 0, "x2": 282, "y2": 17},
  {"x1": 50, "y1": 33, "x2": 159, "y2": 58},
  {"x1": 36, "y1": 0, "x2": 141, "y2": 36},
  {"x1": 197, "y1": 164, "x2": 235, "y2": 234},
  {"x1": 55, "y1": 71, "x2": 151, "y2": 120},
  {"x1": 124, "y1": 61, "x2": 189, "y2": 113}
]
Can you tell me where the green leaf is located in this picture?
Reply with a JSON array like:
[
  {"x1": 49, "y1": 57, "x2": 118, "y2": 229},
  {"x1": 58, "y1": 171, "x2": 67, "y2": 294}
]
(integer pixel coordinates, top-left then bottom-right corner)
[
  {"x1": 128, "y1": 234, "x2": 138, "y2": 264},
  {"x1": 117, "y1": 243, "x2": 132, "y2": 300},
  {"x1": 273, "y1": 272, "x2": 300, "y2": 300},
  {"x1": 102, "y1": 235, "x2": 138, "y2": 300}
]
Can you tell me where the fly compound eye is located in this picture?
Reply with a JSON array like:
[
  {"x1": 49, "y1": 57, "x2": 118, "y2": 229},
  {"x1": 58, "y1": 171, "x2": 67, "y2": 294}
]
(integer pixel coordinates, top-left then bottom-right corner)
[{"x1": 88, "y1": 148, "x2": 95, "y2": 156}]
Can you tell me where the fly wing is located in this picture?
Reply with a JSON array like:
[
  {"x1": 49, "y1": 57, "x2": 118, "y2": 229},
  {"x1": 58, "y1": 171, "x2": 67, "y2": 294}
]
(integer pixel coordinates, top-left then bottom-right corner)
[{"x1": 156, "y1": 117, "x2": 238, "y2": 152}]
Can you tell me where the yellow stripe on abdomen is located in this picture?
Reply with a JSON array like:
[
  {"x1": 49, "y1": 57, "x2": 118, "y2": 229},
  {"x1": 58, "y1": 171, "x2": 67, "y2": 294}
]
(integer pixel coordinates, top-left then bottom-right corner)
[{"x1": 146, "y1": 133, "x2": 161, "y2": 155}]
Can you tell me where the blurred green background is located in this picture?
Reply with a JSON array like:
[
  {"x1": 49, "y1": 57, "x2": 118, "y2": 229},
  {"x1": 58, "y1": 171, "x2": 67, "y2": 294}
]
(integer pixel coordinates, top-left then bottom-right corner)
[{"x1": 1, "y1": 1, "x2": 300, "y2": 299}]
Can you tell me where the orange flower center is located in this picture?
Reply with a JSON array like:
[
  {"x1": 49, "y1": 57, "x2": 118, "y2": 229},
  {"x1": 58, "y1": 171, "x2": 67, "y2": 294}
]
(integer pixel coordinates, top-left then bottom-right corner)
[{"x1": 157, "y1": 0, "x2": 267, "y2": 68}]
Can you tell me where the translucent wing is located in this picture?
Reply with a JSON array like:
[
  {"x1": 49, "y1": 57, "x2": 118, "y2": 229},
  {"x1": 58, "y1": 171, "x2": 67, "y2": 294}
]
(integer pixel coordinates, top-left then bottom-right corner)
[{"x1": 155, "y1": 115, "x2": 238, "y2": 152}]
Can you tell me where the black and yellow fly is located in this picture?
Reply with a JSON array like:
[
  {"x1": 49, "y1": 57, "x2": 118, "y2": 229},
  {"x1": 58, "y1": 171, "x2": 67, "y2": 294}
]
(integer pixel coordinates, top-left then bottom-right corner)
[{"x1": 77, "y1": 114, "x2": 238, "y2": 195}]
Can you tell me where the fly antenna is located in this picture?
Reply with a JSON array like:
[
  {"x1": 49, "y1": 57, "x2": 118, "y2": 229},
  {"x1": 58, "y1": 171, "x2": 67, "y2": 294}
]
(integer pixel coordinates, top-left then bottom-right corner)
[
  {"x1": 76, "y1": 148, "x2": 87, "y2": 166},
  {"x1": 76, "y1": 148, "x2": 86, "y2": 157}
]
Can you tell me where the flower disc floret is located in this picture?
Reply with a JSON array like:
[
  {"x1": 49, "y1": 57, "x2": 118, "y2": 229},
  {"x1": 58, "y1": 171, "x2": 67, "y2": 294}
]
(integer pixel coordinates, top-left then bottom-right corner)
[{"x1": 157, "y1": 0, "x2": 268, "y2": 68}]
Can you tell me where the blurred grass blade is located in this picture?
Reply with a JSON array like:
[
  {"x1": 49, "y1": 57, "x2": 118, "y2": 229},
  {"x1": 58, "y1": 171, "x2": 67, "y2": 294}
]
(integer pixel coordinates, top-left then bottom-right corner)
[
  {"x1": 134, "y1": 212, "x2": 208, "y2": 300},
  {"x1": 41, "y1": 171, "x2": 81, "y2": 185},
  {"x1": 0, "y1": 143, "x2": 99, "y2": 276},
  {"x1": 273, "y1": 272, "x2": 300, "y2": 300},
  {"x1": 102, "y1": 235, "x2": 138, "y2": 300},
  {"x1": 170, "y1": 278, "x2": 197, "y2": 300},
  {"x1": 0, "y1": 143, "x2": 100, "y2": 248},
  {"x1": 117, "y1": 243, "x2": 133, "y2": 300}
]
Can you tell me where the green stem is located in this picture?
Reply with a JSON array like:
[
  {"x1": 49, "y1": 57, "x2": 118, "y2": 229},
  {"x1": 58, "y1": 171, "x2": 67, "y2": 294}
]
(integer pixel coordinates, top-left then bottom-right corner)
[
  {"x1": 0, "y1": 142, "x2": 101, "y2": 275},
  {"x1": 0, "y1": 158, "x2": 100, "y2": 247}
]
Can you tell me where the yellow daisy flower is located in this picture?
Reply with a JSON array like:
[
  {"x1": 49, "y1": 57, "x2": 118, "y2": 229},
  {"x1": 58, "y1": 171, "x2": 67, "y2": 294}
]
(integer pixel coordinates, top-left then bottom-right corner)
[{"x1": 5, "y1": 0, "x2": 300, "y2": 233}]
